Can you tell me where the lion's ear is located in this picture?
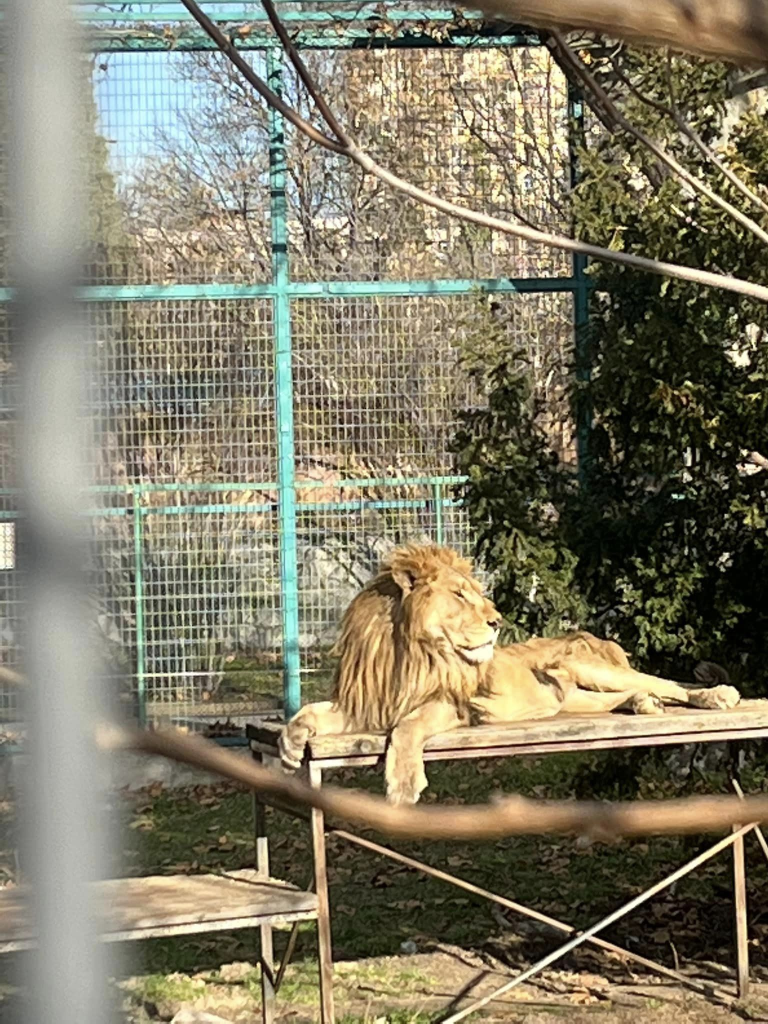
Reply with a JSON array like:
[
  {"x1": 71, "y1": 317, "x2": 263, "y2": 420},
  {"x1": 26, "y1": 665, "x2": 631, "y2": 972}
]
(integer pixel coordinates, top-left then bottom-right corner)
[{"x1": 391, "y1": 566, "x2": 417, "y2": 594}]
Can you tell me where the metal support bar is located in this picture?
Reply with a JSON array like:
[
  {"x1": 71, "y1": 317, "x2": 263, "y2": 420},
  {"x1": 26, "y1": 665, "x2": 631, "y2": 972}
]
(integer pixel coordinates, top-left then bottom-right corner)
[
  {"x1": 84, "y1": 26, "x2": 542, "y2": 53},
  {"x1": 331, "y1": 829, "x2": 732, "y2": 1003},
  {"x1": 733, "y1": 826, "x2": 750, "y2": 999},
  {"x1": 568, "y1": 83, "x2": 591, "y2": 481},
  {"x1": 432, "y1": 483, "x2": 444, "y2": 544},
  {"x1": 734, "y1": 778, "x2": 768, "y2": 862},
  {"x1": 0, "y1": 276, "x2": 588, "y2": 305},
  {"x1": 442, "y1": 822, "x2": 757, "y2": 1024},
  {"x1": 268, "y1": 45, "x2": 301, "y2": 722},
  {"x1": 254, "y1": 796, "x2": 276, "y2": 1024},
  {"x1": 132, "y1": 489, "x2": 146, "y2": 728},
  {"x1": 309, "y1": 763, "x2": 335, "y2": 1024},
  {"x1": 273, "y1": 890, "x2": 308, "y2": 994}
]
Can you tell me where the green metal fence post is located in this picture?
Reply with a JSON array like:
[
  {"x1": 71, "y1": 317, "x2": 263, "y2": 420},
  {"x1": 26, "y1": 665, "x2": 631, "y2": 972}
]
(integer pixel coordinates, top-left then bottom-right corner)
[
  {"x1": 568, "y1": 83, "x2": 591, "y2": 482},
  {"x1": 132, "y1": 487, "x2": 146, "y2": 728},
  {"x1": 268, "y1": 45, "x2": 301, "y2": 721},
  {"x1": 433, "y1": 482, "x2": 444, "y2": 545}
]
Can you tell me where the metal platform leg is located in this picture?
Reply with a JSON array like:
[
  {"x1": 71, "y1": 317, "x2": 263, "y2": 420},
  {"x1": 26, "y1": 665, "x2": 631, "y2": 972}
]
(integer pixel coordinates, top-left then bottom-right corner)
[
  {"x1": 310, "y1": 762, "x2": 335, "y2": 1024},
  {"x1": 255, "y1": 794, "x2": 276, "y2": 1024},
  {"x1": 733, "y1": 825, "x2": 750, "y2": 999}
]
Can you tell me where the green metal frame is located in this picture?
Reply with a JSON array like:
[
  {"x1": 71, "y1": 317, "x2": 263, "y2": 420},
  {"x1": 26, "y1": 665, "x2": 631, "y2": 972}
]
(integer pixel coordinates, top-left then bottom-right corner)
[
  {"x1": 0, "y1": 4, "x2": 591, "y2": 726},
  {"x1": 568, "y1": 82, "x2": 591, "y2": 477}
]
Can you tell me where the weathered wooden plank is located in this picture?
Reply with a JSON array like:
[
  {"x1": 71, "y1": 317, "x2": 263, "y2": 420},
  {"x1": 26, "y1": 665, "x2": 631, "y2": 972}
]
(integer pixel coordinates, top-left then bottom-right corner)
[
  {"x1": 0, "y1": 870, "x2": 318, "y2": 952},
  {"x1": 247, "y1": 701, "x2": 768, "y2": 761}
]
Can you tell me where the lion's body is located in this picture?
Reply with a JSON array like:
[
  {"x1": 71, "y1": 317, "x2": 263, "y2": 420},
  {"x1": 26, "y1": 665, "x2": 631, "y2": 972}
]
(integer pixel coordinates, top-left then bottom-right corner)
[{"x1": 281, "y1": 544, "x2": 741, "y2": 804}]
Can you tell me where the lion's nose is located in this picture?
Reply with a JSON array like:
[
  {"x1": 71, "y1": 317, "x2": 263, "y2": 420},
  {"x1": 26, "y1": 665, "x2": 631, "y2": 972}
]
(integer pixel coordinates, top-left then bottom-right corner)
[{"x1": 488, "y1": 617, "x2": 502, "y2": 631}]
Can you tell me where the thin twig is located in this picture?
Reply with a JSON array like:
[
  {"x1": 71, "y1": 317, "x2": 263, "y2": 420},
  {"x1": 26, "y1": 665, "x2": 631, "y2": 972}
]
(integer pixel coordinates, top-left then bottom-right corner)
[
  {"x1": 549, "y1": 30, "x2": 768, "y2": 248},
  {"x1": 177, "y1": 0, "x2": 768, "y2": 305},
  {"x1": 176, "y1": 0, "x2": 345, "y2": 155},
  {"x1": 96, "y1": 720, "x2": 768, "y2": 842},
  {"x1": 259, "y1": 0, "x2": 351, "y2": 146}
]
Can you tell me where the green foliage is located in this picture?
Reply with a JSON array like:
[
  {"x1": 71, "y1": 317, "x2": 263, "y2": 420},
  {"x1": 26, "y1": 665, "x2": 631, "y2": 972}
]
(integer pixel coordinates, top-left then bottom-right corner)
[
  {"x1": 453, "y1": 352, "x2": 586, "y2": 641},
  {"x1": 455, "y1": 51, "x2": 768, "y2": 691}
]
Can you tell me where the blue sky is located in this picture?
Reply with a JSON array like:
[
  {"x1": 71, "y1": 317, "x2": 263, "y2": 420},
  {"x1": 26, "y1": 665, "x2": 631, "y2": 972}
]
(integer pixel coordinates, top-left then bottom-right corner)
[{"x1": 93, "y1": 50, "x2": 200, "y2": 177}]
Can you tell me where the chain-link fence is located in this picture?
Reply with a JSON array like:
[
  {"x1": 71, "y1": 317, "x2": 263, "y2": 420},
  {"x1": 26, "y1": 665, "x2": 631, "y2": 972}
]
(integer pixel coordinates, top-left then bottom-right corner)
[{"x1": 0, "y1": 1, "x2": 585, "y2": 734}]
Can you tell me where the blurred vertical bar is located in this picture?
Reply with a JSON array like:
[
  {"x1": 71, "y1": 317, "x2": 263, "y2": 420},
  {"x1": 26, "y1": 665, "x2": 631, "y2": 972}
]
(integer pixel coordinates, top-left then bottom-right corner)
[{"x1": 6, "y1": 0, "x2": 115, "y2": 1021}]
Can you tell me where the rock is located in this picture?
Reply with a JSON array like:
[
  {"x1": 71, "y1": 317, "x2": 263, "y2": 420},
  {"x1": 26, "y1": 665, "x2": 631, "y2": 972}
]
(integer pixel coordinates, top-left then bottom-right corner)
[{"x1": 399, "y1": 940, "x2": 418, "y2": 955}]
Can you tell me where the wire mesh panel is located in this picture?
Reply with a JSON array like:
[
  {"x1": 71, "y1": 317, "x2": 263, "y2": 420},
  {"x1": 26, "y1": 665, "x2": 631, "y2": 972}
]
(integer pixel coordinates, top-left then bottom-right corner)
[
  {"x1": 0, "y1": 4, "x2": 583, "y2": 728},
  {"x1": 86, "y1": 297, "x2": 278, "y2": 727},
  {"x1": 140, "y1": 507, "x2": 282, "y2": 726},
  {"x1": 89, "y1": 50, "x2": 272, "y2": 285},
  {"x1": 292, "y1": 292, "x2": 575, "y2": 475},
  {"x1": 288, "y1": 47, "x2": 571, "y2": 281},
  {"x1": 90, "y1": 299, "x2": 277, "y2": 487}
]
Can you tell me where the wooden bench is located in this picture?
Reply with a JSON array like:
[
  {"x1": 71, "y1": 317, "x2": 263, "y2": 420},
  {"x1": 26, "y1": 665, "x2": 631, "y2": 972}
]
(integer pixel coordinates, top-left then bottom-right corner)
[{"x1": 0, "y1": 869, "x2": 319, "y2": 1023}]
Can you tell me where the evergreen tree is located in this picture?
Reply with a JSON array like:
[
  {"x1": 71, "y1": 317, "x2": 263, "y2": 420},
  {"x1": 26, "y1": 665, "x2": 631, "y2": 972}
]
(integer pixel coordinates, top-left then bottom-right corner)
[{"x1": 455, "y1": 50, "x2": 768, "y2": 692}]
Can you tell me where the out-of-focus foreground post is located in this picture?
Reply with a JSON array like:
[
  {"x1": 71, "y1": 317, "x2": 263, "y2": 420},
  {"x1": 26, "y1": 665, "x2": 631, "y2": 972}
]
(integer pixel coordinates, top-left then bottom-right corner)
[{"x1": 6, "y1": 0, "x2": 119, "y2": 1020}]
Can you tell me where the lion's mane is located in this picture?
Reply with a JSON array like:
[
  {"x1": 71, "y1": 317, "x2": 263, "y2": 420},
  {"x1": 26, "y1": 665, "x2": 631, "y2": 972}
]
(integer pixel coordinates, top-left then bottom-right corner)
[{"x1": 331, "y1": 544, "x2": 491, "y2": 732}]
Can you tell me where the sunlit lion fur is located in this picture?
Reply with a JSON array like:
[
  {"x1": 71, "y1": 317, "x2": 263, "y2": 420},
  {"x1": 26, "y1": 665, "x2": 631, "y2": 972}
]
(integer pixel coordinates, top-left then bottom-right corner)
[
  {"x1": 280, "y1": 543, "x2": 741, "y2": 804},
  {"x1": 332, "y1": 544, "x2": 495, "y2": 731}
]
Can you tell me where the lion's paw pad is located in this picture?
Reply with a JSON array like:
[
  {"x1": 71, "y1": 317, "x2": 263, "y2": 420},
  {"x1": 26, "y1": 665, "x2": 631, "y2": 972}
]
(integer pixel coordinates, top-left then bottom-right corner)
[{"x1": 688, "y1": 685, "x2": 741, "y2": 711}]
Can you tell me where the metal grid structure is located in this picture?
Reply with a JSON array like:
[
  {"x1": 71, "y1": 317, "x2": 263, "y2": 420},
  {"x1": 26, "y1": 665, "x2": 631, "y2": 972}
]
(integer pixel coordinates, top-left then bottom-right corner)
[{"x1": 0, "y1": 1, "x2": 588, "y2": 732}]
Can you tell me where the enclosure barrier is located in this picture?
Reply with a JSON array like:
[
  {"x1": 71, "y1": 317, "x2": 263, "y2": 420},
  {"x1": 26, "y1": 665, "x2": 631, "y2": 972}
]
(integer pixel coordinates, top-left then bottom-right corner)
[{"x1": 0, "y1": 0, "x2": 589, "y2": 732}]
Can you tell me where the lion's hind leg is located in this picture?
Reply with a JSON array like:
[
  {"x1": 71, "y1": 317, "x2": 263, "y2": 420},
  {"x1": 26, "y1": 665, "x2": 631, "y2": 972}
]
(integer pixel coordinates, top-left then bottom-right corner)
[
  {"x1": 279, "y1": 701, "x2": 350, "y2": 771},
  {"x1": 557, "y1": 658, "x2": 741, "y2": 711},
  {"x1": 557, "y1": 684, "x2": 665, "y2": 716}
]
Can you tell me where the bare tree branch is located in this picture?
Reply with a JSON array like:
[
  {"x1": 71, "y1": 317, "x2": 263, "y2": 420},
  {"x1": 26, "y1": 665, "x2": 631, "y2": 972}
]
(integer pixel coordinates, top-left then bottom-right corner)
[
  {"x1": 473, "y1": 0, "x2": 768, "y2": 67},
  {"x1": 176, "y1": 0, "x2": 346, "y2": 155},
  {"x1": 97, "y1": 720, "x2": 768, "y2": 842},
  {"x1": 0, "y1": 652, "x2": 763, "y2": 844},
  {"x1": 172, "y1": 0, "x2": 768, "y2": 304},
  {"x1": 548, "y1": 30, "x2": 768, "y2": 248},
  {"x1": 259, "y1": 0, "x2": 351, "y2": 147}
]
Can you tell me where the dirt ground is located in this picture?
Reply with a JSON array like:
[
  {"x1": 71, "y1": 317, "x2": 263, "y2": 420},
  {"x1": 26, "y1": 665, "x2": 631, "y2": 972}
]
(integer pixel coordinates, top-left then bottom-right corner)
[{"x1": 117, "y1": 948, "x2": 768, "y2": 1023}]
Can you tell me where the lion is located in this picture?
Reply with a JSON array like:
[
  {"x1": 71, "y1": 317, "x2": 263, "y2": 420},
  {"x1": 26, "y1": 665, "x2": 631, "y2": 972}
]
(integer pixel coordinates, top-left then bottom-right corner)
[{"x1": 280, "y1": 543, "x2": 740, "y2": 804}]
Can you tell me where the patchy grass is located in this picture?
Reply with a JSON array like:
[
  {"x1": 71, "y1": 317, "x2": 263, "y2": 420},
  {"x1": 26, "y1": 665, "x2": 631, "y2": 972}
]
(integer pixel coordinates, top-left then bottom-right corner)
[
  {"x1": 3, "y1": 749, "x2": 768, "y2": 1021},
  {"x1": 99, "y1": 750, "x2": 768, "y2": 979}
]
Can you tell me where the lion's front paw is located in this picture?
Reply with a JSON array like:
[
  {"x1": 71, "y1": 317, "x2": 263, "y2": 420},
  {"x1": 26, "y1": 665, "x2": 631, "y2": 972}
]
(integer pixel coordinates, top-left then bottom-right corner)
[
  {"x1": 688, "y1": 685, "x2": 741, "y2": 711},
  {"x1": 628, "y1": 692, "x2": 665, "y2": 716},
  {"x1": 279, "y1": 720, "x2": 311, "y2": 771},
  {"x1": 384, "y1": 744, "x2": 429, "y2": 805}
]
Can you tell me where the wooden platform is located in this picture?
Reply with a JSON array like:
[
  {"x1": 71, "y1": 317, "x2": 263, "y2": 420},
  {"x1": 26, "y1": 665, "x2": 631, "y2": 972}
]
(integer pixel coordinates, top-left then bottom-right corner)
[
  {"x1": 0, "y1": 869, "x2": 318, "y2": 954},
  {"x1": 248, "y1": 700, "x2": 768, "y2": 767}
]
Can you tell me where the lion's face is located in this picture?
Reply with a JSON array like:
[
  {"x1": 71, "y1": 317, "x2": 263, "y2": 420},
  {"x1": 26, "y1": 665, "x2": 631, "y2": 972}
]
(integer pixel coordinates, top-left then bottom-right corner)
[{"x1": 394, "y1": 557, "x2": 501, "y2": 666}]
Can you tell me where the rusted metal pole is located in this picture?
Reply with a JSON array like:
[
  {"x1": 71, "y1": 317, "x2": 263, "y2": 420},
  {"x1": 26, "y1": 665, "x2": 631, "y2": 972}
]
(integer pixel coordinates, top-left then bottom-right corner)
[
  {"x1": 332, "y1": 829, "x2": 732, "y2": 1003},
  {"x1": 732, "y1": 826, "x2": 750, "y2": 998},
  {"x1": 309, "y1": 762, "x2": 335, "y2": 1024}
]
